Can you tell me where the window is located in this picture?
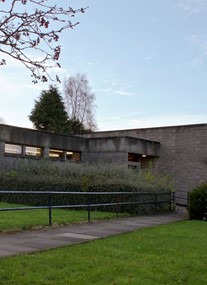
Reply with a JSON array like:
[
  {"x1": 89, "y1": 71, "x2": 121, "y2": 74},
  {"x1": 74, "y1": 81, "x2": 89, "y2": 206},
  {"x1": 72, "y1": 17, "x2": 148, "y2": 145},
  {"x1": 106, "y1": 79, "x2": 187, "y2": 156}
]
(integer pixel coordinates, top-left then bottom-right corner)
[
  {"x1": 5, "y1": 143, "x2": 22, "y2": 155},
  {"x1": 128, "y1": 153, "x2": 143, "y2": 170},
  {"x1": 4, "y1": 143, "x2": 81, "y2": 162},
  {"x1": 49, "y1": 149, "x2": 64, "y2": 159},
  {"x1": 128, "y1": 153, "x2": 141, "y2": 162},
  {"x1": 66, "y1": 151, "x2": 81, "y2": 161},
  {"x1": 25, "y1": 146, "x2": 42, "y2": 157}
]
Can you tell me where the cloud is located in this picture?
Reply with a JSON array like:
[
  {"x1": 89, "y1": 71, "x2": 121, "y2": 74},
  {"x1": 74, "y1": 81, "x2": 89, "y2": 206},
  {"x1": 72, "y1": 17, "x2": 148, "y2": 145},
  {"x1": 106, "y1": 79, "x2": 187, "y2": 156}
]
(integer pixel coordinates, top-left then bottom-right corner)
[
  {"x1": 94, "y1": 76, "x2": 142, "y2": 98},
  {"x1": 185, "y1": 35, "x2": 207, "y2": 52},
  {"x1": 88, "y1": 61, "x2": 99, "y2": 67},
  {"x1": 0, "y1": 63, "x2": 48, "y2": 102},
  {"x1": 0, "y1": 55, "x2": 48, "y2": 128},
  {"x1": 113, "y1": 90, "x2": 142, "y2": 98},
  {"x1": 97, "y1": 113, "x2": 207, "y2": 131},
  {"x1": 174, "y1": 0, "x2": 207, "y2": 15},
  {"x1": 0, "y1": 50, "x2": 66, "y2": 84},
  {"x1": 94, "y1": 88, "x2": 141, "y2": 98},
  {"x1": 102, "y1": 78, "x2": 119, "y2": 87},
  {"x1": 182, "y1": 34, "x2": 207, "y2": 67},
  {"x1": 127, "y1": 113, "x2": 207, "y2": 128},
  {"x1": 144, "y1": 54, "x2": 154, "y2": 61},
  {"x1": 94, "y1": 88, "x2": 111, "y2": 93},
  {"x1": 0, "y1": 74, "x2": 27, "y2": 101}
]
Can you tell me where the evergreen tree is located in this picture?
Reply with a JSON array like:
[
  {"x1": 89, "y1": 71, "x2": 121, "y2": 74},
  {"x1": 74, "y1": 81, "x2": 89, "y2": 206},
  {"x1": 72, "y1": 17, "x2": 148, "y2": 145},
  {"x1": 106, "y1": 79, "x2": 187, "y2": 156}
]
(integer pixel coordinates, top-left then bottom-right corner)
[{"x1": 29, "y1": 85, "x2": 70, "y2": 134}]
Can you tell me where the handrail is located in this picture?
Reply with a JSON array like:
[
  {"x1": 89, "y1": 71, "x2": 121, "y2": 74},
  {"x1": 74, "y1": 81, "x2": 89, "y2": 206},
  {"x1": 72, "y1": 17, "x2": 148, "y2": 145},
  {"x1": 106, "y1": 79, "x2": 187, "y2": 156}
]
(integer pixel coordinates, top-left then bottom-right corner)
[
  {"x1": 0, "y1": 190, "x2": 175, "y2": 226},
  {"x1": 0, "y1": 190, "x2": 173, "y2": 195}
]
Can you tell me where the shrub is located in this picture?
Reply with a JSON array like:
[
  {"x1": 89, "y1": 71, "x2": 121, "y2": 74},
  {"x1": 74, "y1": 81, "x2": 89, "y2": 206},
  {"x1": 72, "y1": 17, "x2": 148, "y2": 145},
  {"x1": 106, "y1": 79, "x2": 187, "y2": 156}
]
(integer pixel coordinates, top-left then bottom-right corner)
[
  {"x1": 0, "y1": 160, "x2": 174, "y2": 215},
  {"x1": 187, "y1": 182, "x2": 207, "y2": 220}
]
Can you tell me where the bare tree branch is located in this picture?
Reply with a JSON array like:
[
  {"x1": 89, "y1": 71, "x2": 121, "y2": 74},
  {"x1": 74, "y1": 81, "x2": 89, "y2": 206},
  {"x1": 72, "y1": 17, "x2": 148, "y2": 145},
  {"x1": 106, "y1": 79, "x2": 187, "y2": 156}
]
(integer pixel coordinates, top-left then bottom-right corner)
[
  {"x1": 0, "y1": 0, "x2": 87, "y2": 83},
  {"x1": 64, "y1": 73, "x2": 97, "y2": 131}
]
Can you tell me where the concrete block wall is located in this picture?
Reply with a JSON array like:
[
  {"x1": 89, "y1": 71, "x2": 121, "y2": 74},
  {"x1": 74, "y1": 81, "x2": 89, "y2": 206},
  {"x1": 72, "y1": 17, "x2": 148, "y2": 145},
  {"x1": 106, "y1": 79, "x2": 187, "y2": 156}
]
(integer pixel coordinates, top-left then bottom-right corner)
[
  {"x1": 82, "y1": 152, "x2": 128, "y2": 164},
  {"x1": 134, "y1": 125, "x2": 207, "y2": 204},
  {"x1": 0, "y1": 141, "x2": 4, "y2": 157},
  {"x1": 87, "y1": 124, "x2": 207, "y2": 205}
]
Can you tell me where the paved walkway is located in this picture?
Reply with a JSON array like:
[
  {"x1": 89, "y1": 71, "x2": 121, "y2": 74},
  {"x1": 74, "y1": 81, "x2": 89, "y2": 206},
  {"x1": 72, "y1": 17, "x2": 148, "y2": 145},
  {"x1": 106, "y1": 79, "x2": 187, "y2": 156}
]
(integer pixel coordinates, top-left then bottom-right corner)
[{"x1": 0, "y1": 207, "x2": 188, "y2": 258}]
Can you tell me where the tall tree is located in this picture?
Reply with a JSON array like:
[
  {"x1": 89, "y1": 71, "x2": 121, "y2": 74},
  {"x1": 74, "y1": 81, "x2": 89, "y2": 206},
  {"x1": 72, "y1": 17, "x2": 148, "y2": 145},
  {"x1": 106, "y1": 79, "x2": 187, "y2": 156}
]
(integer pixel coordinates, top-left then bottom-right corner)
[
  {"x1": 68, "y1": 118, "x2": 85, "y2": 134},
  {"x1": 64, "y1": 73, "x2": 97, "y2": 132},
  {"x1": 29, "y1": 85, "x2": 70, "y2": 133},
  {"x1": 0, "y1": 1, "x2": 87, "y2": 83}
]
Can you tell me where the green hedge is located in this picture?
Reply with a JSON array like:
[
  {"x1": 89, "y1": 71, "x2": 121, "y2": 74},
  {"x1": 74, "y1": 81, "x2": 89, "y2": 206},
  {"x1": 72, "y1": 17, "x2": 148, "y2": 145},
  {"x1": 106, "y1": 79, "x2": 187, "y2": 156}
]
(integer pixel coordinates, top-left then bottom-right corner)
[
  {"x1": 0, "y1": 178, "x2": 172, "y2": 215},
  {"x1": 188, "y1": 182, "x2": 207, "y2": 220}
]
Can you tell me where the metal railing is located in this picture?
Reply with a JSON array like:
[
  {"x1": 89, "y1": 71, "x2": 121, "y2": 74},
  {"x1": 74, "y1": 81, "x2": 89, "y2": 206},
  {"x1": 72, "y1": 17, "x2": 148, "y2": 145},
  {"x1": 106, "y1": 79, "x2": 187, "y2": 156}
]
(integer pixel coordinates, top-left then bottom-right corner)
[{"x1": 0, "y1": 190, "x2": 175, "y2": 226}]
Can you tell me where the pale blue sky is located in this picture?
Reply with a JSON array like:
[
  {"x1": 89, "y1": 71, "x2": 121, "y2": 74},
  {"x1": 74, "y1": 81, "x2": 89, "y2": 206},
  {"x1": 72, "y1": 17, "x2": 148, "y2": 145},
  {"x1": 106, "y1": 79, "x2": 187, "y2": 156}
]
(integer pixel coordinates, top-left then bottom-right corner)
[{"x1": 1, "y1": 0, "x2": 207, "y2": 130}]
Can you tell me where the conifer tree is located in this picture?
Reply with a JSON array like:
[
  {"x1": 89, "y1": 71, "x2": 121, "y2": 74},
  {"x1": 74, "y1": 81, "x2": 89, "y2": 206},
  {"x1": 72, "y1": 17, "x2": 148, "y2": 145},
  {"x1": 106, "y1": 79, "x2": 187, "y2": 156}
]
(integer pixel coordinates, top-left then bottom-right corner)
[{"x1": 29, "y1": 85, "x2": 69, "y2": 134}]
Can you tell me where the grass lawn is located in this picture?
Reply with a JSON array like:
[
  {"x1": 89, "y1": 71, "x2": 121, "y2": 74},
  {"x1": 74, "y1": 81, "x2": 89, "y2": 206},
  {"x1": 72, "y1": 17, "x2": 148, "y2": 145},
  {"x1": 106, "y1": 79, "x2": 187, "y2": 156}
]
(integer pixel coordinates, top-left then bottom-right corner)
[
  {"x1": 0, "y1": 220, "x2": 207, "y2": 285},
  {"x1": 0, "y1": 202, "x2": 125, "y2": 232}
]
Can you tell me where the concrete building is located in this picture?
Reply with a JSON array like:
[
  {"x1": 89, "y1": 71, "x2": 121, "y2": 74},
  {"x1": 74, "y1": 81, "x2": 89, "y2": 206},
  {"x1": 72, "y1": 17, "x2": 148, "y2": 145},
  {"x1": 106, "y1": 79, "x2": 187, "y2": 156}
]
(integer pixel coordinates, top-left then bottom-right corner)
[
  {"x1": 85, "y1": 123, "x2": 207, "y2": 205},
  {"x1": 0, "y1": 124, "x2": 159, "y2": 167},
  {"x1": 1, "y1": 123, "x2": 207, "y2": 205}
]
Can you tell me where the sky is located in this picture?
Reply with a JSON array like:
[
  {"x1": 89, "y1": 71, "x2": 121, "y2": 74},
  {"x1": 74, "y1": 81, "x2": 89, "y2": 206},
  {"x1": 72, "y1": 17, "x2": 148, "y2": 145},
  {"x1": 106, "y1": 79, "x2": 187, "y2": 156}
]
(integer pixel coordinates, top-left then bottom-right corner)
[{"x1": 0, "y1": 0, "x2": 207, "y2": 131}]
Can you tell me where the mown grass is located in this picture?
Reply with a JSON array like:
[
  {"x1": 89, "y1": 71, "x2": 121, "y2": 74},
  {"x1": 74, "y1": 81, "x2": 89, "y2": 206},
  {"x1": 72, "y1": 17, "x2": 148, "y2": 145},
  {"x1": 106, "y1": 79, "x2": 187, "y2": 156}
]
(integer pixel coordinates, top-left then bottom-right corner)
[
  {"x1": 0, "y1": 220, "x2": 206, "y2": 284},
  {"x1": 0, "y1": 202, "x2": 126, "y2": 232}
]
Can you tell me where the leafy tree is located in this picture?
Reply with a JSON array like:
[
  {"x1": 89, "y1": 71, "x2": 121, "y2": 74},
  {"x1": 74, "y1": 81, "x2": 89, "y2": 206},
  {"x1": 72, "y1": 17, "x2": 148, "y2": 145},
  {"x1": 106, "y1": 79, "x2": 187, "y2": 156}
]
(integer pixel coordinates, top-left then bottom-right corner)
[
  {"x1": 0, "y1": 1, "x2": 87, "y2": 83},
  {"x1": 29, "y1": 85, "x2": 70, "y2": 133},
  {"x1": 64, "y1": 73, "x2": 97, "y2": 131}
]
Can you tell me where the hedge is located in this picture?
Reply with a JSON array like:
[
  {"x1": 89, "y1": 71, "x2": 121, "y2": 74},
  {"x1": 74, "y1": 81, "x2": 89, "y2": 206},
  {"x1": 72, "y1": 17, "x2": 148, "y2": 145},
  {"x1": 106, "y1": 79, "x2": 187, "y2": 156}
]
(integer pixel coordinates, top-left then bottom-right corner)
[{"x1": 0, "y1": 178, "x2": 172, "y2": 215}]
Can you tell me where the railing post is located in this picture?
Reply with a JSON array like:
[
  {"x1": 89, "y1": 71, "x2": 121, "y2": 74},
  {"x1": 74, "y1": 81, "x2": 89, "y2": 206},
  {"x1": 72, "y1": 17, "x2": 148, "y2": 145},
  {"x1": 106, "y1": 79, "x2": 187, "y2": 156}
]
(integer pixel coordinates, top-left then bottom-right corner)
[
  {"x1": 172, "y1": 191, "x2": 175, "y2": 210},
  {"x1": 156, "y1": 193, "x2": 158, "y2": 212},
  {"x1": 137, "y1": 193, "x2": 140, "y2": 215},
  {"x1": 87, "y1": 194, "x2": 91, "y2": 222},
  {"x1": 48, "y1": 194, "x2": 52, "y2": 226},
  {"x1": 116, "y1": 194, "x2": 119, "y2": 219}
]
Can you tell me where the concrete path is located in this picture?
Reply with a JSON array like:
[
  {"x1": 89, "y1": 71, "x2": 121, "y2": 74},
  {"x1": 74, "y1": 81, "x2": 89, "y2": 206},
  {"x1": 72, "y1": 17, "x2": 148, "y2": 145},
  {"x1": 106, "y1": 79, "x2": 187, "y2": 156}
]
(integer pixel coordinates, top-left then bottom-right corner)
[{"x1": 0, "y1": 207, "x2": 188, "y2": 258}]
